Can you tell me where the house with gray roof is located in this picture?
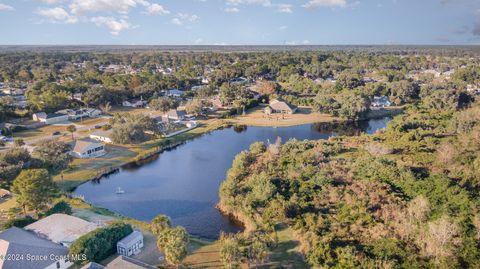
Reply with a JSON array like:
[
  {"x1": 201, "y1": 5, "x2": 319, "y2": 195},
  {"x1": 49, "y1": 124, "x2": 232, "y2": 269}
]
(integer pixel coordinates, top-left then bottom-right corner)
[
  {"x1": 0, "y1": 227, "x2": 72, "y2": 269},
  {"x1": 265, "y1": 99, "x2": 297, "y2": 114},
  {"x1": 25, "y1": 213, "x2": 99, "y2": 247},
  {"x1": 162, "y1": 109, "x2": 186, "y2": 121},
  {"x1": 81, "y1": 256, "x2": 156, "y2": 269}
]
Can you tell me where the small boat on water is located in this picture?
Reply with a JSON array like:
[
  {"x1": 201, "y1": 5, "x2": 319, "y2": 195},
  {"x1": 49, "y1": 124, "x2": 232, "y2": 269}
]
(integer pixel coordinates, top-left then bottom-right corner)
[{"x1": 115, "y1": 187, "x2": 125, "y2": 194}]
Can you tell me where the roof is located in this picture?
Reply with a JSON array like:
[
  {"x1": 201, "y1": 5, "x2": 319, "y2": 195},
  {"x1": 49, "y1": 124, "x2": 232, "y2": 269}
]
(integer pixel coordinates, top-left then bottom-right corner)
[
  {"x1": 25, "y1": 213, "x2": 98, "y2": 246},
  {"x1": 0, "y1": 227, "x2": 69, "y2": 269},
  {"x1": 81, "y1": 262, "x2": 106, "y2": 269},
  {"x1": 33, "y1": 112, "x2": 47, "y2": 118},
  {"x1": 90, "y1": 129, "x2": 113, "y2": 138},
  {"x1": 269, "y1": 99, "x2": 297, "y2": 112},
  {"x1": 117, "y1": 231, "x2": 143, "y2": 247},
  {"x1": 106, "y1": 256, "x2": 156, "y2": 269},
  {"x1": 167, "y1": 89, "x2": 184, "y2": 95},
  {"x1": 46, "y1": 113, "x2": 69, "y2": 119},
  {"x1": 71, "y1": 139, "x2": 104, "y2": 154},
  {"x1": 165, "y1": 109, "x2": 186, "y2": 118}
]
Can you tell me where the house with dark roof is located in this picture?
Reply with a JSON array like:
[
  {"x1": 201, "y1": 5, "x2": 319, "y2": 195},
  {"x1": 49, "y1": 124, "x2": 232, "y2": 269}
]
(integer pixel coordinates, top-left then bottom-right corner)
[
  {"x1": 265, "y1": 99, "x2": 297, "y2": 114},
  {"x1": 70, "y1": 139, "x2": 106, "y2": 159},
  {"x1": 0, "y1": 227, "x2": 72, "y2": 269}
]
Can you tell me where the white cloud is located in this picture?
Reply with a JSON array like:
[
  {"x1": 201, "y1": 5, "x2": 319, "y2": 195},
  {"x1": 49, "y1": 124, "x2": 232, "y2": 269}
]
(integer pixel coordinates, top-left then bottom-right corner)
[
  {"x1": 0, "y1": 3, "x2": 14, "y2": 11},
  {"x1": 37, "y1": 0, "x2": 65, "y2": 4},
  {"x1": 91, "y1": 16, "x2": 132, "y2": 35},
  {"x1": 277, "y1": 4, "x2": 292, "y2": 13},
  {"x1": 303, "y1": 0, "x2": 347, "y2": 9},
  {"x1": 146, "y1": 3, "x2": 169, "y2": 15},
  {"x1": 226, "y1": 0, "x2": 271, "y2": 7},
  {"x1": 225, "y1": 7, "x2": 240, "y2": 13},
  {"x1": 36, "y1": 7, "x2": 78, "y2": 23},
  {"x1": 171, "y1": 13, "x2": 199, "y2": 25},
  {"x1": 70, "y1": 0, "x2": 149, "y2": 15},
  {"x1": 195, "y1": 38, "x2": 204, "y2": 44},
  {"x1": 278, "y1": 25, "x2": 287, "y2": 30}
]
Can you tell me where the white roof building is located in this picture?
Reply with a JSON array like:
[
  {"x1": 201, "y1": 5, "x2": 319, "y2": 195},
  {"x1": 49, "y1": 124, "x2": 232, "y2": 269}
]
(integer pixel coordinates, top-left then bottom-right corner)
[
  {"x1": 70, "y1": 139, "x2": 106, "y2": 159},
  {"x1": 90, "y1": 129, "x2": 114, "y2": 144},
  {"x1": 25, "y1": 213, "x2": 99, "y2": 247}
]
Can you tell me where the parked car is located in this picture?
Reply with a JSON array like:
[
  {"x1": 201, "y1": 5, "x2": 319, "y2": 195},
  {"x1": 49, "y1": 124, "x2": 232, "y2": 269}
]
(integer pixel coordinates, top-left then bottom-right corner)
[
  {"x1": 52, "y1": 131, "x2": 61, "y2": 136},
  {"x1": 94, "y1": 125, "x2": 102, "y2": 129}
]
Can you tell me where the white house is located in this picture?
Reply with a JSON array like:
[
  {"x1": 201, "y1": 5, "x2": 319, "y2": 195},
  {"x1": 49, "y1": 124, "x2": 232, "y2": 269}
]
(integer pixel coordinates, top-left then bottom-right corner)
[
  {"x1": 70, "y1": 139, "x2": 106, "y2": 158},
  {"x1": 32, "y1": 112, "x2": 69, "y2": 124},
  {"x1": 371, "y1": 96, "x2": 392, "y2": 108},
  {"x1": 166, "y1": 89, "x2": 184, "y2": 98},
  {"x1": 90, "y1": 129, "x2": 113, "y2": 144},
  {"x1": 122, "y1": 98, "x2": 147, "y2": 108},
  {"x1": 117, "y1": 230, "x2": 144, "y2": 257},
  {"x1": 25, "y1": 213, "x2": 98, "y2": 247}
]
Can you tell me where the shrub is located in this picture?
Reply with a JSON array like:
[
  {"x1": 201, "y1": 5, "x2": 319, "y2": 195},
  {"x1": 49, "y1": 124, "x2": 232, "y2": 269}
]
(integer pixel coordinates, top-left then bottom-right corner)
[
  {"x1": 44, "y1": 201, "x2": 72, "y2": 216},
  {"x1": 69, "y1": 222, "x2": 133, "y2": 264},
  {"x1": 3, "y1": 216, "x2": 36, "y2": 229}
]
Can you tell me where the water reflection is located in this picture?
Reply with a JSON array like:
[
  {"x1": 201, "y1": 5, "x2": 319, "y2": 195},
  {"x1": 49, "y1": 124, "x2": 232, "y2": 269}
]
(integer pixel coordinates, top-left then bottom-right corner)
[{"x1": 74, "y1": 118, "x2": 390, "y2": 239}]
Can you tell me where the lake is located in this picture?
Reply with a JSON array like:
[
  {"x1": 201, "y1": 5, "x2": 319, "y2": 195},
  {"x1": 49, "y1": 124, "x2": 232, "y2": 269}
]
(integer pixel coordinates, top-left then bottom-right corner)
[{"x1": 73, "y1": 117, "x2": 391, "y2": 239}]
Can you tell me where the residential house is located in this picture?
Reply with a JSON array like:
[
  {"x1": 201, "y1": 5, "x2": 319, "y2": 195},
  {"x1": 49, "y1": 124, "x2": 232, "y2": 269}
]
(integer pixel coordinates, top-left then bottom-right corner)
[
  {"x1": 58, "y1": 108, "x2": 101, "y2": 121},
  {"x1": 1, "y1": 88, "x2": 26, "y2": 96},
  {"x1": 25, "y1": 213, "x2": 98, "y2": 247},
  {"x1": 90, "y1": 129, "x2": 114, "y2": 143},
  {"x1": 82, "y1": 256, "x2": 156, "y2": 269},
  {"x1": 162, "y1": 109, "x2": 186, "y2": 121},
  {"x1": 265, "y1": 99, "x2": 297, "y2": 114},
  {"x1": 371, "y1": 96, "x2": 392, "y2": 108},
  {"x1": 117, "y1": 230, "x2": 144, "y2": 257},
  {"x1": 32, "y1": 112, "x2": 69, "y2": 124},
  {"x1": 0, "y1": 227, "x2": 72, "y2": 269},
  {"x1": 166, "y1": 89, "x2": 184, "y2": 98},
  {"x1": 70, "y1": 139, "x2": 107, "y2": 159},
  {"x1": 123, "y1": 97, "x2": 147, "y2": 108}
]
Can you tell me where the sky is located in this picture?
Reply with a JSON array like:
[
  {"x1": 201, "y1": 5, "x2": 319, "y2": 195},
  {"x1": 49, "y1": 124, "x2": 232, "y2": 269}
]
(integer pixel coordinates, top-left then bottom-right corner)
[{"x1": 0, "y1": 0, "x2": 479, "y2": 45}]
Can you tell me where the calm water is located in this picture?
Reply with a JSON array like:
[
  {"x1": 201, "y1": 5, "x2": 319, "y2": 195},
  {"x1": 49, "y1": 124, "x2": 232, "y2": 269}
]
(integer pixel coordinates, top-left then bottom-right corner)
[{"x1": 73, "y1": 118, "x2": 391, "y2": 239}]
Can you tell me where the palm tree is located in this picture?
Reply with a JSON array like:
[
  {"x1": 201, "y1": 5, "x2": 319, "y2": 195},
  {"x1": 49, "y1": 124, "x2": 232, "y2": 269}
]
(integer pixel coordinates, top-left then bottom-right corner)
[{"x1": 67, "y1": 125, "x2": 76, "y2": 140}]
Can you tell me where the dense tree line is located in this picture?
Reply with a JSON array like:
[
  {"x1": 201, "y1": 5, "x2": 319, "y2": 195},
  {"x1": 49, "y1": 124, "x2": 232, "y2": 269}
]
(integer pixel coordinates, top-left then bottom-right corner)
[{"x1": 219, "y1": 101, "x2": 480, "y2": 268}]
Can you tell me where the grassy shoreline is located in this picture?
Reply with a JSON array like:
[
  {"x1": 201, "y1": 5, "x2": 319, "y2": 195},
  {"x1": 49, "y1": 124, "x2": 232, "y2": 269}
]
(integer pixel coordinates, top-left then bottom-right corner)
[{"x1": 54, "y1": 106, "x2": 403, "y2": 191}]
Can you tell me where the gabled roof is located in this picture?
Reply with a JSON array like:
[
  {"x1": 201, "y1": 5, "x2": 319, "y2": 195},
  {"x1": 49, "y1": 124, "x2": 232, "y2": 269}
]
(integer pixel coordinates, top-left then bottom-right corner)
[
  {"x1": 106, "y1": 256, "x2": 156, "y2": 269},
  {"x1": 165, "y1": 109, "x2": 186, "y2": 118},
  {"x1": 269, "y1": 99, "x2": 297, "y2": 112},
  {"x1": 0, "y1": 227, "x2": 68, "y2": 269},
  {"x1": 71, "y1": 139, "x2": 104, "y2": 154},
  {"x1": 81, "y1": 262, "x2": 105, "y2": 269},
  {"x1": 25, "y1": 213, "x2": 98, "y2": 245},
  {"x1": 117, "y1": 231, "x2": 143, "y2": 247},
  {"x1": 33, "y1": 112, "x2": 47, "y2": 118}
]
